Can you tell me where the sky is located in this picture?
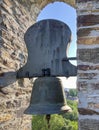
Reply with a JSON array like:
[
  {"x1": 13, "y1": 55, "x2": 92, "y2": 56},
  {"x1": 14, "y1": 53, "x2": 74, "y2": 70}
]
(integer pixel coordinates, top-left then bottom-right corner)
[{"x1": 37, "y1": 2, "x2": 77, "y2": 88}]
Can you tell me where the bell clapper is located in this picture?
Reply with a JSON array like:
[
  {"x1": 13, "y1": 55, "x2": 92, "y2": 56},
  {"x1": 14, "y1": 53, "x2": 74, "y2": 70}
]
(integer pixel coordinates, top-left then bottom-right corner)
[{"x1": 46, "y1": 114, "x2": 51, "y2": 129}]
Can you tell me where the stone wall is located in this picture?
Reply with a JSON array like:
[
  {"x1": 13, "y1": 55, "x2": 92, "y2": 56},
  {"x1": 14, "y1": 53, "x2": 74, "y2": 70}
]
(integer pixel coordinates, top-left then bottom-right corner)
[
  {"x1": 77, "y1": 0, "x2": 99, "y2": 129},
  {"x1": 0, "y1": 0, "x2": 99, "y2": 130},
  {"x1": 0, "y1": 0, "x2": 34, "y2": 130}
]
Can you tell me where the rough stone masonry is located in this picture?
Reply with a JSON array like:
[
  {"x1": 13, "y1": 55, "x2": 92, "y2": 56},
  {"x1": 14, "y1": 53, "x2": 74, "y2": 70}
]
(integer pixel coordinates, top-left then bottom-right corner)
[
  {"x1": 77, "y1": 0, "x2": 99, "y2": 129},
  {"x1": 0, "y1": 0, "x2": 99, "y2": 130}
]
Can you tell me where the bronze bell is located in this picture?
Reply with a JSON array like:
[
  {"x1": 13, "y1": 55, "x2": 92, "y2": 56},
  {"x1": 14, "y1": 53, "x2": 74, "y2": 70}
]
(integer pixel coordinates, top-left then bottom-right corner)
[{"x1": 24, "y1": 77, "x2": 71, "y2": 115}]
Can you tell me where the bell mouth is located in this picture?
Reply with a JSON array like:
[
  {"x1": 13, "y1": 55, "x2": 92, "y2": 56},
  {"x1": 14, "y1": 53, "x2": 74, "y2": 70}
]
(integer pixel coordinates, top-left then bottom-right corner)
[{"x1": 24, "y1": 103, "x2": 72, "y2": 115}]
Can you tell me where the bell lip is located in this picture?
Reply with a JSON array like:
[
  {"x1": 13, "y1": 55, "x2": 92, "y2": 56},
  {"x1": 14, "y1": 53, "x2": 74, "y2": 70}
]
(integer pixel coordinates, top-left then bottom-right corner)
[{"x1": 24, "y1": 104, "x2": 72, "y2": 115}]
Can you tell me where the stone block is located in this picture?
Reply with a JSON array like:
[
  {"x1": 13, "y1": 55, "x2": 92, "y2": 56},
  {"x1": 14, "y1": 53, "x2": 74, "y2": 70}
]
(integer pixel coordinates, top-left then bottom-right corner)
[
  {"x1": 78, "y1": 108, "x2": 99, "y2": 115},
  {"x1": 77, "y1": 0, "x2": 98, "y2": 3},
  {"x1": 79, "y1": 118, "x2": 99, "y2": 130},
  {"x1": 0, "y1": 114, "x2": 12, "y2": 123},
  {"x1": 77, "y1": 27, "x2": 99, "y2": 37},
  {"x1": 78, "y1": 65, "x2": 99, "y2": 71},
  {"x1": 77, "y1": 37, "x2": 99, "y2": 44},
  {"x1": 88, "y1": 102, "x2": 99, "y2": 110},
  {"x1": 91, "y1": 83, "x2": 99, "y2": 90},
  {"x1": 78, "y1": 48, "x2": 99, "y2": 63},
  {"x1": 77, "y1": 14, "x2": 99, "y2": 27},
  {"x1": 77, "y1": 81, "x2": 87, "y2": 91},
  {"x1": 78, "y1": 65, "x2": 90, "y2": 71},
  {"x1": 16, "y1": 107, "x2": 26, "y2": 118},
  {"x1": 78, "y1": 72, "x2": 97, "y2": 80}
]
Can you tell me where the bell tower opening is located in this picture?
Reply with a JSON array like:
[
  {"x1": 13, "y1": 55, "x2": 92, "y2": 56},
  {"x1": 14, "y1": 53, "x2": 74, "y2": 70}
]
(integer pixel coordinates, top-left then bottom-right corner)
[{"x1": 30, "y1": 2, "x2": 78, "y2": 130}]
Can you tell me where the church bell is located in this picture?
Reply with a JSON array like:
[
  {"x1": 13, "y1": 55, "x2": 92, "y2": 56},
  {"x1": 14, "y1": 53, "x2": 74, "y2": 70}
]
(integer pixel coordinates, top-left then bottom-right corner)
[{"x1": 24, "y1": 77, "x2": 71, "y2": 115}]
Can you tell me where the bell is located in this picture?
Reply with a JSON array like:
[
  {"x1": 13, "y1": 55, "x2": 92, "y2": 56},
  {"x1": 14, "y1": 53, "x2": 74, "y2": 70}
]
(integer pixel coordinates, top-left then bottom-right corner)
[{"x1": 24, "y1": 77, "x2": 71, "y2": 115}]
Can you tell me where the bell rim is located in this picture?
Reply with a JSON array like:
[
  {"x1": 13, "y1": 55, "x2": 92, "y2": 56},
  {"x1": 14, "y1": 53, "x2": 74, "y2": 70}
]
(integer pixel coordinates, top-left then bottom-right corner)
[{"x1": 24, "y1": 104, "x2": 72, "y2": 115}]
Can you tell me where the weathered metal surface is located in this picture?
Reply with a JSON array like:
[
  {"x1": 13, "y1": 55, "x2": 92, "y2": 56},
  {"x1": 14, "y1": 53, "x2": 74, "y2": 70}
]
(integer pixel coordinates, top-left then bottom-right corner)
[
  {"x1": 24, "y1": 77, "x2": 71, "y2": 115},
  {"x1": 17, "y1": 19, "x2": 77, "y2": 78}
]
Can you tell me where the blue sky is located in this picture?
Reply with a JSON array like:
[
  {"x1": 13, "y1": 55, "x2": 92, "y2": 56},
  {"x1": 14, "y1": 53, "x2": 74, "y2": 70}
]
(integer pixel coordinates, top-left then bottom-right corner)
[{"x1": 37, "y1": 2, "x2": 77, "y2": 88}]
